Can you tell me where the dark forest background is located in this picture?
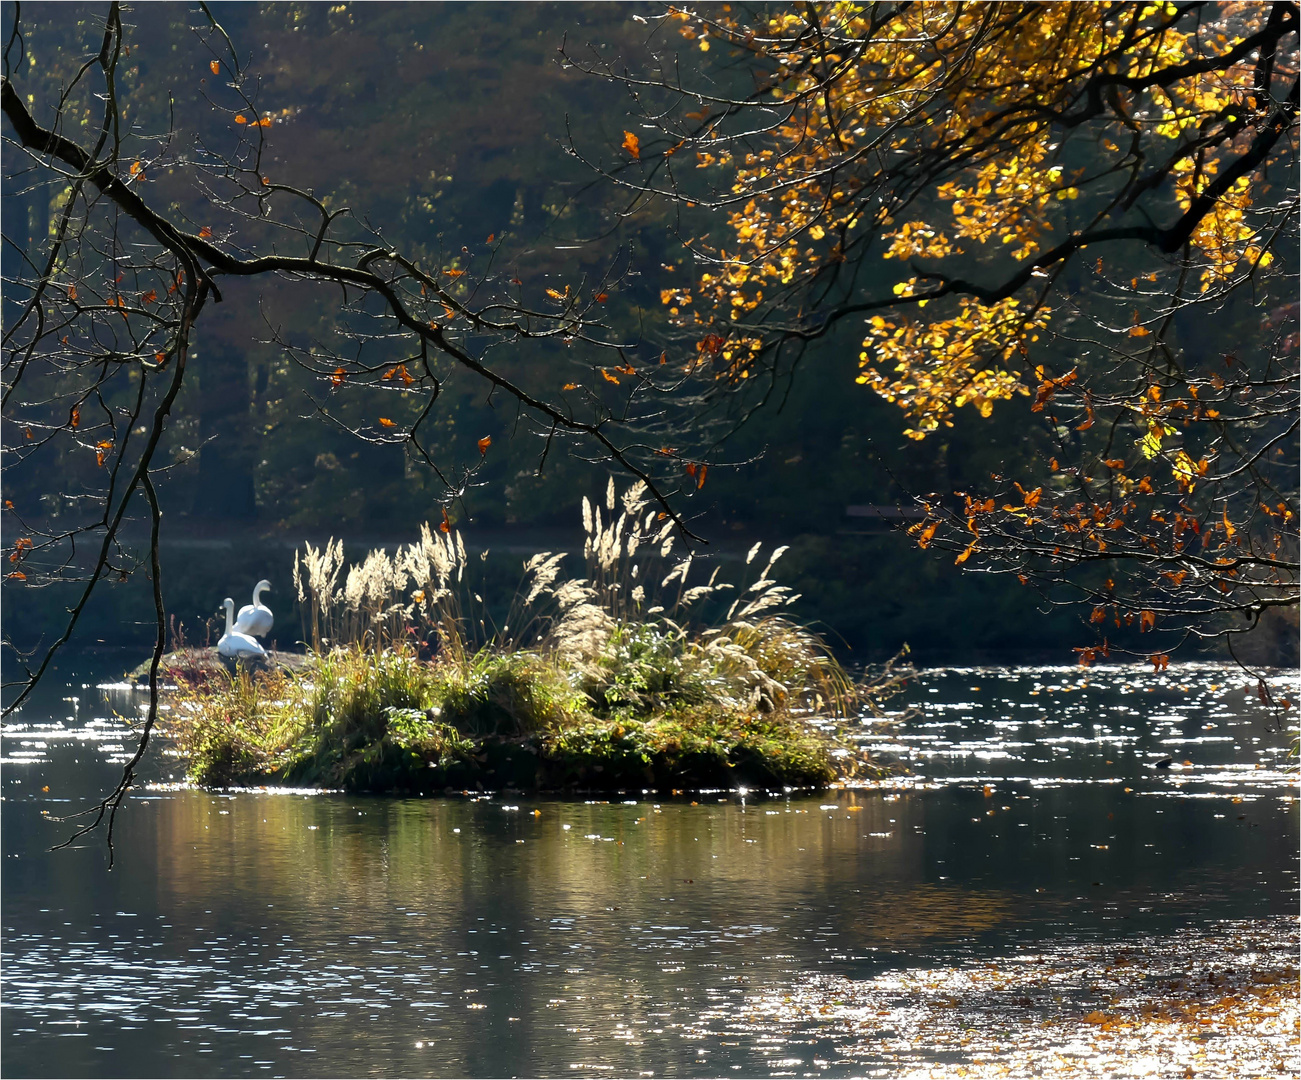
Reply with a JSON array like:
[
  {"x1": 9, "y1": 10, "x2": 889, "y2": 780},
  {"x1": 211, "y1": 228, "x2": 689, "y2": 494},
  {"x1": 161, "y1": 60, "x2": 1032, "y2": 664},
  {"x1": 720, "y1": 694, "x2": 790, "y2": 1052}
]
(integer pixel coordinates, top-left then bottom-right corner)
[{"x1": 3, "y1": 2, "x2": 1292, "y2": 666}]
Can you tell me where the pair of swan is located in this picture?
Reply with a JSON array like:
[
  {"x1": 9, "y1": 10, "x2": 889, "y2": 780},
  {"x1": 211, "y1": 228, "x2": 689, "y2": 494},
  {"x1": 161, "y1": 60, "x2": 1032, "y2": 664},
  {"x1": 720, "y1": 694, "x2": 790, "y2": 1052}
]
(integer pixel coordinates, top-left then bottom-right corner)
[{"x1": 217, "y1": 579, "x2": 273, "y2": 661}]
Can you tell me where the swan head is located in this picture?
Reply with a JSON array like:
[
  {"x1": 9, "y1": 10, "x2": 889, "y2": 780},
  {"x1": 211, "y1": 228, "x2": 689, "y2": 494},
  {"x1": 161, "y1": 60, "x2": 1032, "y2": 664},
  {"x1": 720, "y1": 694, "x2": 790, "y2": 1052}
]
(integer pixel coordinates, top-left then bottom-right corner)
[
  {"x1": 255, "y1": 579, "x2": 271, "y2": 593},
  {"x1": 223, "y1": 597, "x2": 235, "y2": 613}
]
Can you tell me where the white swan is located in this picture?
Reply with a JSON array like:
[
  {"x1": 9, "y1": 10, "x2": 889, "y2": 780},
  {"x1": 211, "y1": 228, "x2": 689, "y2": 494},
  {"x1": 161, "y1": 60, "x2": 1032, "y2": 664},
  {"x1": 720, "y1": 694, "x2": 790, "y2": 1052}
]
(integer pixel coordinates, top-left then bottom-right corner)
[
  {"x1": 233, "y1": 579, "x2": 273, "y2": 638},
  {"x1": 218, "y1": 597, "x2": 268, "y2": 661}
]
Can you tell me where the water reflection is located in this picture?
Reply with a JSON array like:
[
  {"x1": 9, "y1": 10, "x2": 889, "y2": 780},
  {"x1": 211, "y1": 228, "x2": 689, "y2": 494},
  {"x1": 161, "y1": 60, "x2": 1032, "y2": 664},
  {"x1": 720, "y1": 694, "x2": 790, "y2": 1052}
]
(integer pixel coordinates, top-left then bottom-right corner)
[{"x1": 2, "y1": 661, "x2": 1296, "y2": 1077}]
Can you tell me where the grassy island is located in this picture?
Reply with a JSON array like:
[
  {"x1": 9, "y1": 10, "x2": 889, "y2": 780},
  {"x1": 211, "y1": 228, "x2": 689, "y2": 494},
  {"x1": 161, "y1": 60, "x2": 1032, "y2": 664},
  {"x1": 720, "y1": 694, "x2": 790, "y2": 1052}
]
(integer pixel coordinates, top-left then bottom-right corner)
[{"x1": 171, "y1": 483, "x2": 906, "y2": 794}]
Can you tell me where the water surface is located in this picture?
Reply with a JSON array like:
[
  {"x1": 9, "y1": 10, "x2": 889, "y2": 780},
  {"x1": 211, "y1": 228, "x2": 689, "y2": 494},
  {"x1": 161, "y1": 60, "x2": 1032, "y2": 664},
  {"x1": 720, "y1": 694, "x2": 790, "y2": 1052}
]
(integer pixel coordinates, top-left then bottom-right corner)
[{"x1": 2, "y1": 659, "x2": 1296, "y2": 1077}]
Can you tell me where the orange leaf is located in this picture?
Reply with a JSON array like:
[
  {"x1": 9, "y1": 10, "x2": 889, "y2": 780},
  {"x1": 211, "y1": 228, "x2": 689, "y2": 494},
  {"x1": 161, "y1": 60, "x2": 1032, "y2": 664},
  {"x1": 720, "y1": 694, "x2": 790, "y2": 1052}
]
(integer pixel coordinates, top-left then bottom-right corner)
[
  {"x1": 67, "y1": 284, "x2": 77, "y2": 301},
  {"x1": 697, "y1": 333, "x2": 725, "y2": 357},
  {"x1": 331, "y1": 367, "x2": 346, "y2": 387},
  {"x1": 260, "y1": 176, "x2": 270, "y2": 186},
  {"x1": 477, "y1": 436, "x2": 492, "y2": 456},
  {"x1": 659, "y1": 352, "x2": 668, "y2": 365},
  {"x1": 1148, "y1": 653, "x2": 1170, "y2": 672},
  {"x1": 955, "y1": 541, "x2": 977, "y2": 565},
  {"x1": 1139, "y1": 610, "x2": 1156, "y2": 632},
  {"x1": 594, "y1": 292, "x2": 608, "y2": 303},
  {"x1": 696, "y1": 464, "x2": 707, "y2": 489},
  {"x1": 1128, "y1": 326, "x2": 1150, "y2": 338},
  {"x1": 258, "y1": 116, "x2": 272, "y2": 127},
  {"x1": 234, "y1": 113, "x2": 248, "y2": 124},
  {"x1": 6, "y1": 571, "x2": 26, "y2": 581},
  {"x1": 485, "y1": 233, "x2": 495, "y2": 244},
  {"x1": 621, "y1": 130, "x2": 641, "y2": 159},
  {"x1": 23, "y1": 428, "x2": 33, "y2": 440},
  {"x1": 600, "y1": 368, "x2": 621, "y2": 384},
  {"x1": 441, "y1": 303, "x2": 456, "y2": 320},
  {"x1": 140, "y1": 289, "x2": 157, "y2": 304},
  {"x1": 1015, "y1": 483, "x2": 1042, "y2": 508},
  {"x1": 616, "y1": 363, "x2": 635, "y2": 376},
  {"x1": 440, "y1": 507, "x2": 451, "y2": 534},
  {"x1": 915, "y1": 521, "x2": 938, "y2": 549},
  {"x1": 378, "y1": 417, "x2": 396, "y2": 428},
  {"x1": 684, "y1": 462, "x2": 698, "y2": 478},
  {"x1": 210, "y1": 60, "x2": 220, "y2": 75},
  {"x1": 70, "y1": 407, "x2": 80, "y2": 428},
  {"x1": 562, "y1": 383, "x2": 579, "y2": 391},
  {"x1": 445, "y1": 268, "x2": 465, "y2": 278},
  {"x1": 1104, "y1": 458, "x2": 1125, "y2": 470}
]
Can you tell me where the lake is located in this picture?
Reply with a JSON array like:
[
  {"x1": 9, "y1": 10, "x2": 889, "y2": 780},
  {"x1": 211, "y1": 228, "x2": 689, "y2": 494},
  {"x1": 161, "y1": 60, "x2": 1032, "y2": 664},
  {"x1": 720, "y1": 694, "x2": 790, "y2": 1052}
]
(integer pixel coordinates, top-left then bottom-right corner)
[{"x1": 2, "y1": 656, "x2": 1297, "y2": 1078}]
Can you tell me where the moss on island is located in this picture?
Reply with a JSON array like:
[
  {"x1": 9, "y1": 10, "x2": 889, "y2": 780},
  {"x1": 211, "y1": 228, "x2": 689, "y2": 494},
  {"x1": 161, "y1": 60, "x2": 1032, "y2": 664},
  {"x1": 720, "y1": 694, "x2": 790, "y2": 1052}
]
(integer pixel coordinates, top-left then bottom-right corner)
[
  {"x1": 171, "y1": 645, "x2": 850, "y2": 793},
  {"x1": 168, "y1": 482, "x2": 907, "y2": 794}
]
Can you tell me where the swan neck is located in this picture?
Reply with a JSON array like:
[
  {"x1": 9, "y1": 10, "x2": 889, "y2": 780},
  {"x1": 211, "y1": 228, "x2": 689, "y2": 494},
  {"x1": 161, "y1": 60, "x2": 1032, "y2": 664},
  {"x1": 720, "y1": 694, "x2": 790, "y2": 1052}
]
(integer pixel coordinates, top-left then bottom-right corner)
[
  {"x1": 253, "y1": 582, "x2": 267, "y2": 604},
  {"x1": 224, "y1": 600, "x2": 234, "y2": 634}
]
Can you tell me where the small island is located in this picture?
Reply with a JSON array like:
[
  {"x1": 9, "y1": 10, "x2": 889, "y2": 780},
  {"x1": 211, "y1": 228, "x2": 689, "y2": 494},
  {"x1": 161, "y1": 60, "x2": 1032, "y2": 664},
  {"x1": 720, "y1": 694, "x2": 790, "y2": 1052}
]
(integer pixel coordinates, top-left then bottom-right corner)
[{"x1": 166, "y1": 483, "x2": 903, "y2": 795}]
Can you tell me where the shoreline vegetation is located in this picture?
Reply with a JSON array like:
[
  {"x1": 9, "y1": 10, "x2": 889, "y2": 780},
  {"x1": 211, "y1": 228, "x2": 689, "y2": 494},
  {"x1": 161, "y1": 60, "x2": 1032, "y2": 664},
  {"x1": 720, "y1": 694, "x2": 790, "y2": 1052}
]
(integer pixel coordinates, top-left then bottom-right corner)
[{"x1": 164, "y1": 482, "x2": 911, "y2": 794}]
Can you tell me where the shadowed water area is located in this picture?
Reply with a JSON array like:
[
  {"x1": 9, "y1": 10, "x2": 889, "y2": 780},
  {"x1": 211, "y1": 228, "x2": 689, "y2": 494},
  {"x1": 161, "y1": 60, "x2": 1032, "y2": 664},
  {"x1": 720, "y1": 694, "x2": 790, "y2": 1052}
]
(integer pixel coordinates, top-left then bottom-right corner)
[{"x1": 2, "y1": 657, "x2": 1297, "y2": 1078}]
